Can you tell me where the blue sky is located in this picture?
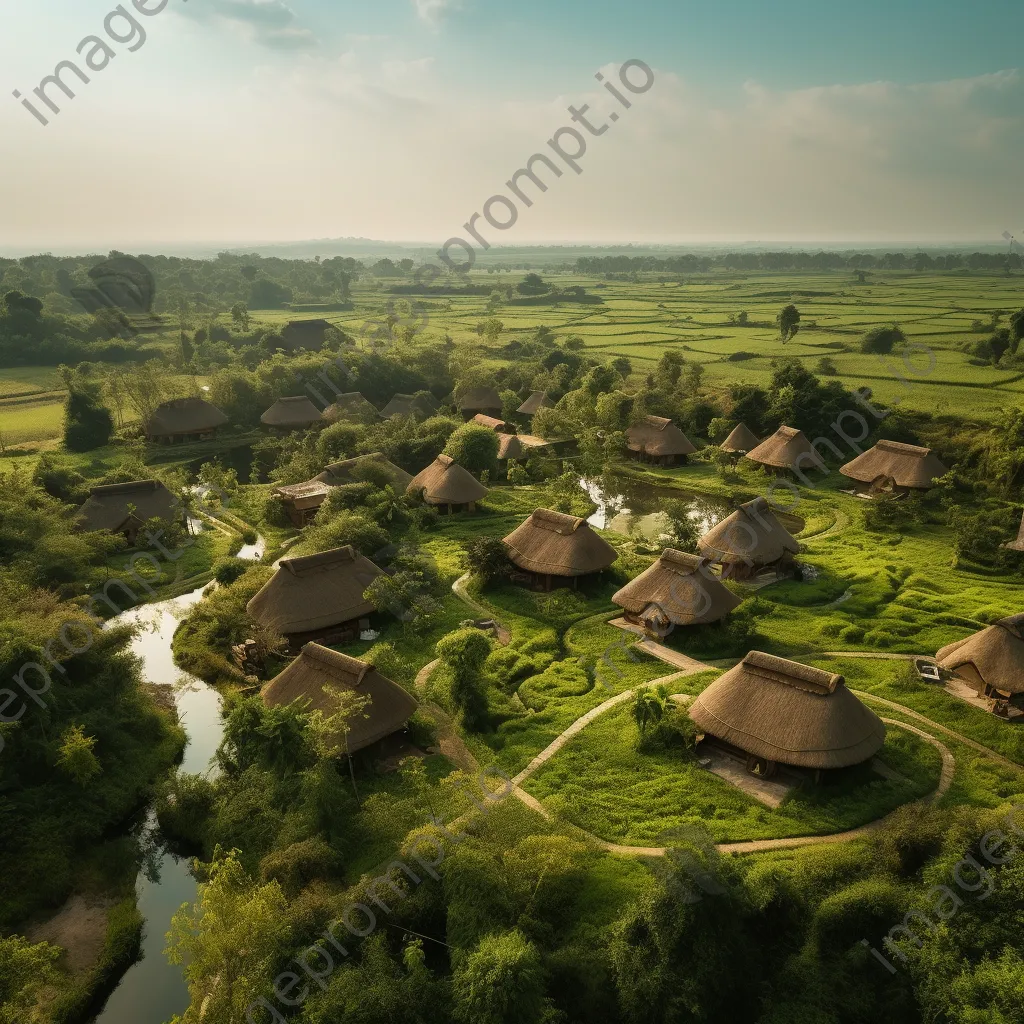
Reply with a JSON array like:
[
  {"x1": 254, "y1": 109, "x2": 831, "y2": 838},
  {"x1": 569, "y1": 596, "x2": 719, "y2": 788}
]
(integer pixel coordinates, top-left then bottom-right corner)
[{"x1": 2, "y1": 0, "x2": 1022, "y2": 249}]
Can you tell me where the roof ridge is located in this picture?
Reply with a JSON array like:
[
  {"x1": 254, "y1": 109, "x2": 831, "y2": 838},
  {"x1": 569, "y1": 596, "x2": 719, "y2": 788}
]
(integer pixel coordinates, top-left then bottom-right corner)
[
  {"x1": 743, "y1": 651, "x2": 843, "y2": 694},
  {"x1": 281, "y1": 545, "x2": 358, "y2": 575}
]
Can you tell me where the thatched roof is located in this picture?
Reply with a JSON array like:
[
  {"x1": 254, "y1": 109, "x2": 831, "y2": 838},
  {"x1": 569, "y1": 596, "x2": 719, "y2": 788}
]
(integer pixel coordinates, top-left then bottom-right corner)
[
  {"x1": 498, "y1": 434, "x2": 554, "y2": 461},
  {"x1": 626, "y1": 416, "x2": 698, "y2": 457},
  {"x1": 380, "y1": 393, "x2": 440, "y2": 420},
  {"x1": 689, "y1": 652, "x2": 886, "y2": 769},
  {"x1": 247, "y1": 546, "x2": 384, "y2": 635},
  {"x1": 406, "y1": 454, "x2": 489, "y2": 506},
  {"x1": 698, "y1": 497, "x2": 801, "y2": 566},
  {"x1": 1007, "y1": 511, "x2": 1024, "y2": 553},
  {"x1": 147, "y1": 397, "x2": 228, "y2": 436},
  {"x1": 517, "y1": 391, "x2": 555, "y2": 416},
  {"x1": 612, "y1": 549, "x2": 742, "y2": 626},
  {"x1": 457, "y1": 386, "x2": 502, "y2": 412},
  {"x1": 503, "y1": 508, "x2": 618, "y2": 577},
  {"x1": 840, "y1": 440, "x2": 947, "y2": 490},
  {"x1": 261, "y1": 396, "x2": 324, "y2": 429},
  {"x1": 720, "y1": 423, "x2": 761, "y2": 454},
  {"x1": 936, "y1": 615, "x2": 1024, "y2": 695},
  {"x1": 746, "y1": 426, "x2": 826, "y2": 472},
  {"x1": 318, "y1": 453, "x2": 412, "y2": 491},
  {"x1": 262, "y1": 644, "x2": 417, "y2": 753},
  {"x1": 77, "y1": 480, "x2": 180, "y2": 533},
  {"x1": 323, "y1": 393, "x2": 380, "y2": 423},
  {"x1": 471, "y1": 413, "x2": 512, "y2": 432}
]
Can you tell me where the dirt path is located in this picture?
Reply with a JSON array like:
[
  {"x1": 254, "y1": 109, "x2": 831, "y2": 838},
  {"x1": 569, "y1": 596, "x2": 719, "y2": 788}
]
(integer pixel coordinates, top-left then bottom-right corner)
[{"x1": 451, "y1": 573, "x2": 512, "y2": 644}]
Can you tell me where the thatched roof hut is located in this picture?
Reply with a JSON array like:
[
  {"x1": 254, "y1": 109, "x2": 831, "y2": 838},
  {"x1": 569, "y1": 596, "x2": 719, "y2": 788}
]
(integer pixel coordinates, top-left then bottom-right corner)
[
  {"x1": 746, "y1": 426, "x2": 826, "y2": 475},
  {"x1": 689, "y1": 652, "x2": 886, "y2": 771},
  {"x1": 612, "y1": 549, "x2": 741, "y2": 634},
  {"x1": 406, "y1": 454, "x2": 488, "y2": 510},
  {"x1": 517, "y1": 391, "x2": 555, "y2": 416},
  {"x1": 497, "y1": 434, "x2": 555, "y2": 462},
  {"x1": 261, "y1": 396, "x2": 324, "y2": 430},
  {"x1": 1006, "y1": 511, "x2": 1024, "y2": 553},
  {"x1": 323, "y1": 393, "x2": 380, "y2": 423},
  {"x1": 840, "y1": 440, "x2": 947, "y2": 494},
  {"x1": 262, "y1": 644, "x2": 417, "y2": 754},
  {"x1": 282, "y1": 319, "x2": 332, "y2": 351},
  {"x1": 247, "y1": 546, "x2": 384, "y2": 646},
  {"x1": 720, "y1": 423, "x2": 761, "y2": 454},
  {"x1": 626, "y1": 416, "x2": 698, "y2": 465},
  {"x1": 77, "y1": 480, "x2": 180, "y2": 543},
  {"x1": 380, "y1": 393, "x2": 440, "y2": 420},
  {"x1": 698, "y1": 497, "x2": 800, "y2": 580},
  {"x1": 457, "y1": 386, "x2": 502, "y2": 417},
  {"x1": 503, "y1": 509, "x2": 618, "y2": 585},
  {"x1": 146, "y1": 397, "x2": 228, "y2": 443},
  {"x1": 471, "y1": 413, "x2": 513, "y2": 433},
  {"x1": 936, "y1": 615, "x2": 1024, "y2": 697}
]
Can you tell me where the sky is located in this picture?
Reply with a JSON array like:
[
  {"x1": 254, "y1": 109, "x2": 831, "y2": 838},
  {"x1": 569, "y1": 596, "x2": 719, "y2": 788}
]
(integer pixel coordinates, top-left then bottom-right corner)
[{"x1": 1, "y1": 0, "x2": 1023, "y2": 252}]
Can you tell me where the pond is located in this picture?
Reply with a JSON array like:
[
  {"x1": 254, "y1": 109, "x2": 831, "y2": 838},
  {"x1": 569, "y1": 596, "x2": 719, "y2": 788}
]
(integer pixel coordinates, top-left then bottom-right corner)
[{"x1": 90, "y1": 536, "x2": 265, "y2": 1023}]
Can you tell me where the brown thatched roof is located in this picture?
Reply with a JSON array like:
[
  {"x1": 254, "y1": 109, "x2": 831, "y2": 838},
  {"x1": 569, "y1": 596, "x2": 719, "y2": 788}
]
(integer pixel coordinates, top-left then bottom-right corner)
[
  {"x1": 457, "y1": 386, "x2": 502, "y2": 412},
  {"x1": 147, "y1": 397, "x2": 228, "y2": 436},
  {"x1": 380, "y1": 393, "x2": 440, "y2": 420},
  {"x1": 746, "y1": 426, "x2": 826, "y2": 472},
  {"x1": 498, "y1": 434, "x2": 525, "y2": 461},
  {"x1": 612, "y1": 549, "x2": 741, "y2": 625},
  {"x1": 503, "y1": 508, "x2": 618, "y2": 577},
  {"x1": 471, "y1": 413, "x2": 512, "y2": 432},
  {"x1": 247, "y1": 546, "x2": 384, "y2": 635},
  {"x1": 517, "y1": 391, "x2": 555, "y2": 416},
  {"x1": 840, "y1": 440, "x2": 948, "y2": 490},
  {"x1": 1007, "y1": 511, "x2": 1024, "y2": 553},
  {"x1": 323, "y1": 393, "x2": 380, "y2": 423},
  {"x1": 407, "y1": 454, "x2": 489, "y2": 506},
  {"x1": 77, "y1": 480, "x2": 180, "y2": 533},
  {"x1": 318, "y1": 453, "x2": 412, "y2": 491},
  {"x1": 720, "y1": 423, "x2": 761, "y2": 454},
  {"x1": 261, "y1": 396, "x2": 324, "y2": 429},
  {"x1": 936, "y1": 615, "x2": 1024, "y2": 695},
  {"x1": 689, "y1": 652, "x2": 886, "y2": 769},
  {"x1": 626, "y1": 416, "x2": 698, "y2": 457},
  {"x1": 262, "y1": 644, "x2": 417, "y2": 753},
  {"x1": 698, "y1": 497, "x2": 801, "y2": 566}
]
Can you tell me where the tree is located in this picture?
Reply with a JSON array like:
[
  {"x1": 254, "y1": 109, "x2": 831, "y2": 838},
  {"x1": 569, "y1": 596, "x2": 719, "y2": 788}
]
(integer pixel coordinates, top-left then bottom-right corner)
[
  {"x1": 517, "y1": 273, "x2": 548, "y2": 295},
  {"x1": 55, "y1": 725, "x2": 101, "y2": 785},
  {"x1": 308, "y1": 684, "x2": 372, "y2": 803},
  {"x1": 631, "y1": 688, "x2": 666, "y2": 739},
  {"x1": 463, "y1": 537, "x2": 512, "y2": 584},
  {"x1": 452, "y1": 930, "x2": 547, "y2": 1024},
  {"x1": 230, "y1": 302, "x2": 251, "y2": 331},
  {"x1": 444, "y1": 424, "x2": 500, "y2": 478},
  {"x1": 777, "y1": 304, "x2": 801, "y2": 342},
  {"x1": 861, "y1": 324, "x2": 906, "y2": 354},
  {"x1": 1009, "y1": 308, "x2": 1024, "y2": 346},
  {"x1": 0, "y1": 936, "x2": 61, "y2": 1024},
  {"x1": 436, "y1": 628, "x2": 491, "y2": 730},
  {"x1": 63, "y1": 377, "x2": 114, "y2": 452},
  {"x1": 506, "y1": 458, "x2": 529, "y2": 487},
  {"x1": 655, "y1": 351, "x2": 685, "y2": 390},
  {"x1": 661, "y1": 500, "x2": 700, "y2": 552}
]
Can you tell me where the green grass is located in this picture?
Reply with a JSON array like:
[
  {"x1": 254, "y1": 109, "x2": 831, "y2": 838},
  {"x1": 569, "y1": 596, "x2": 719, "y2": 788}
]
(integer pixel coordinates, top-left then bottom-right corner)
[{"x1": 0, "y1": 394, "x2": 64, "y2": 443}]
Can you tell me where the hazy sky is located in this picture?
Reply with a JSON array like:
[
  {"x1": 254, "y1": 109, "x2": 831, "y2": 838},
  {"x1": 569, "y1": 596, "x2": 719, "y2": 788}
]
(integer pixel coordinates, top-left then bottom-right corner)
[{"x1": 2, "y1": 0, "x2": 1023, "y2": 251}]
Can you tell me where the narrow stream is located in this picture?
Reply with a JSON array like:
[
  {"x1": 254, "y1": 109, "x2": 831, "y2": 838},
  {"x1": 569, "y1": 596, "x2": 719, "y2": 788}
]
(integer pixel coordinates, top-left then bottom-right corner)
[{"x1": 89, "y1": 536, "x2": 264, "y2": 1024}]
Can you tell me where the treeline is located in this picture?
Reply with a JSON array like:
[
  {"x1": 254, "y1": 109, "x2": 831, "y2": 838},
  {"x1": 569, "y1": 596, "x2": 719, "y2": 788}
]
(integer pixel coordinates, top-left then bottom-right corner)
[{"x1": 576, "y1": 250, "x2": 1023, "y2": 275}]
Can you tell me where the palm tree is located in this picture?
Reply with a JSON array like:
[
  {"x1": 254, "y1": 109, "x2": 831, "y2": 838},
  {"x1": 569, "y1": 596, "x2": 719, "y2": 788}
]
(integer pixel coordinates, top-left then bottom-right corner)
[{"x1": 632, "y1": 688, "x2": 665, "y2": 738}]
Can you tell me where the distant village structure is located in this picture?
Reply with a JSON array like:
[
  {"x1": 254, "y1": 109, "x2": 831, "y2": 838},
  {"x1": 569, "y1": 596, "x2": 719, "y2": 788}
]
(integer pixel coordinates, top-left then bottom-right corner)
[
  {"x1": 261, "y1": 396, "x2": 324, "y2": 431},
  {"x1": 516, "y1": 391, "x2": 555, "y2": 419},
  {"x1": 146, "y1": 397, "x2": 228, "y2": 445},
  {"x1": 746, "y1": 426, "x2": 826, "y2": 476},
  {"x1": 936, "y1": 615, "x2": 1024, "y2": 703},
  {"x1": 625, "y1": 415, "x2": 698, "y2": 466},
  {"x1": 457, "y1": 387, "x2": 503, "y2": 420},
  {"x1": 323, "y1": 393, "x2": 380, "y2": 424},
  {"x1": 407, "y1": 454, "x2": 489, "y2": 513},
  {"x1": 77, "y1": 480, "x2": 181, "y2": 545},
  {"x1": 840, "y1": 440, "x2": 948, "y2": 495},
  {"x1": 698, "y1": 497, "x2": 801, "y2": 580},
  {"x1": 503, "y1": 508, "x2": 618, "y2": 590},
  {"x1": 380, "y1": 393, "x2": 440, "y2": 420},
  {"x1": 720, "y1": 423, "x2": 761, "y2": 456}
]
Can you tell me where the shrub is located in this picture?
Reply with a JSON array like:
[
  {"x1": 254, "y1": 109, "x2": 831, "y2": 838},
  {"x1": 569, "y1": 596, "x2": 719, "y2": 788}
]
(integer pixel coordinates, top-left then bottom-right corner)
[
  {"x1": 463, "y1": 537, "x2": 512, "y2": 585},
  {"x1": 214, "y1": 557, "x2": 250, "y2": 586},
  {"x1": 816, "y1": 356, "x2": 838, "y2": 375},
  {"x1": 860, "y1": 324, "x2": 906, "y2": 354},
  {"x1": 841, "y1": 625, "x2": 866, "y2": 643},
  {"x1": 156, "y1": 772, "x2": 216, "y2": 851},
  {"x1": 259, "y1": 838, "x2": 339, "y2": 897}
]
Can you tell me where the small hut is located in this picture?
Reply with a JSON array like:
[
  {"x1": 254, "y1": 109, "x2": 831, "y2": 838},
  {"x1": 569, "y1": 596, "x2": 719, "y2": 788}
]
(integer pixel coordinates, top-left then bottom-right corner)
[
  {"x1": 840, "y1": 440, "x2": 948, "y2": 495},
  {"x1": 746, "y1": 426, "x2": 826, "y2": 476},
  {"x1": 323, "y1": 393, "x2": 380, "y2": 424},
  {"x1": 698, "y1": 497, "x2": 800, "y2": 580},
  {"x1": 471, "y1": 413, "x2": 514, "y2": 433},
  {"x1": 262, "y1": 645, "x2": 418, "y2": 755},
  {"x1": 247, "y1": 546, "x2": 385, "y2": 649},
  {"x1": 261, "y1": 396, "x2": 324, "y2": 431},
  {"x1": 457, "y1": 387, "x2": 503, "y2": 420},
  {"x1": 503, "y1": 508, "x2": 618, "y2": 590},
  {"x1": 1006, "y1": 511, "x2": 1024, "y2": 553},
  {"x1": 146, "y1": 397, "x2": 229, "y2": 444},
  {"x1": 407, "y1": 454, "x2": 488, "y2": 513},
  {"x1": 273, "y1": 454, "x2": 413, "y2": 527},
  {"x1": 380, "y1": 393, "x2": 440, "y2": 420},
  {"x1": 688, "y1": 652, "x2": 886, "y2": 778},
  {"x1": 281, "y1": 319, "x2": 332, "y2": 351},
  {"x1": 936, "y1": 615, "x2": 1024, "y2": 699},
  {"x1": 626, "y1": 416, "x2": 698, "y2": 466},
  {"x1": 517, "y1": 391, "x2": 555, "y2": 418},
  {"x1": 612, "y1": 550, "x2": 742, "y2": 637},
  {"x1": 77, "y1": 480, "x2": 181, "y2": 545},
  {"x1": 720, "y1": 423, "x2": 761, "y2": 455}
]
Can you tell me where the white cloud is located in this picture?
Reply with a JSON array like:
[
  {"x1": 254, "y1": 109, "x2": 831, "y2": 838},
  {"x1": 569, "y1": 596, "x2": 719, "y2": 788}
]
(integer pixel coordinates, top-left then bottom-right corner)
[
  {"x1": 412, "y1": 0, "x2": 461, "y2": 26},
  {"x1": 180, "y1": 0, "x2": 317, "y2": 50}
]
